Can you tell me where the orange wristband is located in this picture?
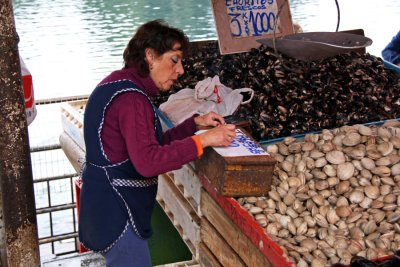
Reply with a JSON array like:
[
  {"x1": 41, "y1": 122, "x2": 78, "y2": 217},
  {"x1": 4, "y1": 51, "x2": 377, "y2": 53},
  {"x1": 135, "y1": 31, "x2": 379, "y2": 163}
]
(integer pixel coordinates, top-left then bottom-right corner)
[{"x1": 191, "y1": 135, "x2": 203, "y2": 157}]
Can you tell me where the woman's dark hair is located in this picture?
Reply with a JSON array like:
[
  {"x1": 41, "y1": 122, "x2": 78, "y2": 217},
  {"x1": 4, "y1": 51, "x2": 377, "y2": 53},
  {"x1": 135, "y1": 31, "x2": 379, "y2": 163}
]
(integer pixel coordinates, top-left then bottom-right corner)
[{"x1": 123, "y1": 19, "x2": 190, "y2": 76}]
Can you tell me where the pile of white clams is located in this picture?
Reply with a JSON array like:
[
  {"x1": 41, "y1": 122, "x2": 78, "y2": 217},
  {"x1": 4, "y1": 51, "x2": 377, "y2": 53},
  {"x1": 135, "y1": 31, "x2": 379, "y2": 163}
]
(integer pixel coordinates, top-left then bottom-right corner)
[{"x1": 236, "y1": 121, "x2": 400, "y2": 266}]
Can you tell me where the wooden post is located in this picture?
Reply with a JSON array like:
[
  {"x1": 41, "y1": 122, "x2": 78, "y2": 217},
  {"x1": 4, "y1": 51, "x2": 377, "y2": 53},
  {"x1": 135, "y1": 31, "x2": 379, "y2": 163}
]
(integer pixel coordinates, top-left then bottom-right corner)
[{"x1": 0, "y1": 0, "x2": 40, "y2": 266}]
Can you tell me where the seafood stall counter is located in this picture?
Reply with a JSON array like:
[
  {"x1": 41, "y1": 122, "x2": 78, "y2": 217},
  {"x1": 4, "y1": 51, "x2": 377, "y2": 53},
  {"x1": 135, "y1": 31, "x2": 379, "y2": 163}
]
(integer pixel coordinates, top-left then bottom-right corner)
[
  {"x1": 60, "y1": 97, "x2": 400, "y2": 266},
  {"x1": 59, "y1": 37, "x2": 400, "y2": 266}
]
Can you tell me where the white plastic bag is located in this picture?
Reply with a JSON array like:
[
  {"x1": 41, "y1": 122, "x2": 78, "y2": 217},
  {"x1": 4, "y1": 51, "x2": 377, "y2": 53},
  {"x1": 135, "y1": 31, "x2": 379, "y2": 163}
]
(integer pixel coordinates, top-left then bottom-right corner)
[
  {"x1": 159, "y1": 75, "x2": 254, "y2": 125},
  {"x1": 20, "y1": 57, "x2": 37, "y2": 126}
]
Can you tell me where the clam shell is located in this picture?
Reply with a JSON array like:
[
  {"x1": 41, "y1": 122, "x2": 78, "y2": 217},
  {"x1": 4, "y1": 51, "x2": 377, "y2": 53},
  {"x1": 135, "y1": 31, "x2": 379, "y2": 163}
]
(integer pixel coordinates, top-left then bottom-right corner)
[
  {"x1": 382, "y1": 120, "x2": 400, "y2": 127},
  {"x1": 336, "y1": 181, "x2": 351, "y2": 195},
  {"x1": 336, "y1": 206, "x2": 352, "y2": 218},
  {"x1": 327, "y1": 177, "x2": 340, "y2": 187},
  {"x1": 288, "y1": 143, "x2": 302, "y2": 153},
  {"x1": 326, "y1": 150, "x2": 346, "y2": 165},
  {"x1": 246, "y1": 196, "x2": 258, "y2": 204},
  {"x1": 383, "y1": 194, "x2": 396, "y2": 204},
  {"x1": 387, "y1": 213, "x2": 400, "y2": 223},
  {"x1": 337, "y1": 162, "x2": 355, "y2": 180},
  {"x1": 366, "y1": 148, "x2": 382, "y2": 160},
  {"x1": 287, "y1": 221, "x2": 297, "y2": 235},
  {"x1": 321, "y1": 142, "x2": 334, "y2": 153},
  {"x1": 321, "y1": 129, "x2": 334, "y2": 140},
  {"x1": 342, "y1": 132, "x2": 362, "y2": 146},
  {"x1": 267, "y1": 144, "x2": 279, "y2": 154},
  {"x1": 372, "y1": 211, "x2": 386, "y2": 224},
  {"x1": 297, "y1": 221, "x2": 308, "y2": 236},
  {"x1": 377, "y1": 142, "x2": 394, "y2": 156},
  {"x1": 311, "y1": 169, "x2": 327, "y2": 180},
  {"x1": 390, "y1": 136, "x2": 400, "y2": 149},
  {"x1": 332, "y1": 134, "x2": 345, "y2": 147},
  {"x1": 346, "y1": 212, "x2": 363, "y2": 224},
  {"x1": 363, "y1": 220, "x2": 377, "y2": 235},
  {"x1": 361, "y1": 158, "x2": 376, "y2": 170},
  {"x1": 250, "y1": 206, "x2": 263, "y2": 214},
  {"x1": 326, "y1": 209, "x2": 340, "y2": 224},
  {"x1": 310, "y1": 150, "x2": 325, "y2": 159},
  {"x1": 283, "y1": 136, "x2": 297, "y2": 145},
  {"x1": 375, "y1": 156, "x2": 392, "y2": 166},
  {"x1": 278, "y1": 143, "x2": 289, "y2": 155},
  {"x1": 358, "y1": 125, "x2": 373, "y2": 136},
  {"x1": 389, "y1": 154, "x2": 400, "y2": 165},
  {"x1": 300, "y1": 238, "x2": 318, "y2": 252},
  {"x1": 302, "y1": 142, "x2": 315, "y2": 152},
  {"x1": 381, "y1": 177, "x2": 395, "y2": 186},
  {"x1": 352, "y1": 160, "x2": 363, "y2": 171},
  {"x1": 315, "y1": 157, "x2": 328, "y2": 168},
  {"x1": 345, "y1": 148, "x2": 366, "y2": 160},
  {"x1": 349, "y1": 190, "x2": 365, "y2": 204},
  {"x1": 348, "y1": 239, "x2": 363, "y2": 255},
  {"x1": 391, "y1": 163, "x2": 400, "y2": 176},
  {"x1": 312, "y1": 195, "x2": 325, "y2": 206},
  {"x1": 364, "y1": 185, "x2": 380, "y2": 199},
  {"x1": 378, "y1": 127, "x2": 392, "y2": 140},
  {"x1": 371, "y1": 199, "x2": 384, "y2": 209},
  {"x1": 322, "y1": 164, "x2": 336, "y2": 177},
  {"x1": 315, "y1": 214, "x2": 329, "y2": 228},
  {"x1": 350, "y1": 226, "x2": 365, "y2": 240},
  {"x1": 371, "y1": 166, "x2": 391, "y2": 177},
  {"x1": 304, "y1": 133, "x2": 319, "y2": 143}
]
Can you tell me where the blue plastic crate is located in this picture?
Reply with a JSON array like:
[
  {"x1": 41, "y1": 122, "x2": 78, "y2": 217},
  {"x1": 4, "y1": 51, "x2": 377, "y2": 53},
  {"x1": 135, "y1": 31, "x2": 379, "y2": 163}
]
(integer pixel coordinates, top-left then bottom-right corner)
[{"x1": 384, "y1": 59, "x2": 400, "y2": 75}]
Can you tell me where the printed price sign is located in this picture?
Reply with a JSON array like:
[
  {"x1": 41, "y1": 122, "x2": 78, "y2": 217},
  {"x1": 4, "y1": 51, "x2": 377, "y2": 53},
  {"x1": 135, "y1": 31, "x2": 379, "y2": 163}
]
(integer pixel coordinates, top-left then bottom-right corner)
[
  {"x1": 211, "y1": 0, "x2": 294, "y2": 54},
  {"x1": 196, "y1": 128, "x2": 269, "y2": 157}
]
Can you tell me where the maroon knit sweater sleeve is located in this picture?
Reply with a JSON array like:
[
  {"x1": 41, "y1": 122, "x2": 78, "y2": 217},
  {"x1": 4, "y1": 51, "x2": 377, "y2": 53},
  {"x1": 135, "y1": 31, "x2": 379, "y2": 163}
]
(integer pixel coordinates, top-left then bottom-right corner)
[
  {"x1": 162, "y1": 115, "x2": 198, "y2": 144},
  {"x1": 103, "y1": 92, "x2": 199, "y2": 177}
]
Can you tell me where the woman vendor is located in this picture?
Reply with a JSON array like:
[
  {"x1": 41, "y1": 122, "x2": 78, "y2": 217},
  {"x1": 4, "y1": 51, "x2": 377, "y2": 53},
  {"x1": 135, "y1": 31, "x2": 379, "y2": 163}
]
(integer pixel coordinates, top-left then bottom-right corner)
[{"x1": 78, "y1": 19, "x2": 236, "y2": 266}]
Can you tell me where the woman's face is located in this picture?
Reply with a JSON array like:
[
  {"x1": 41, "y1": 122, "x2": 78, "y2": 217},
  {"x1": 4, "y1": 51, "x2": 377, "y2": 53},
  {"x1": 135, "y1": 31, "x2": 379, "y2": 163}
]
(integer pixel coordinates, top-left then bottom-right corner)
[{"x1": 147, "y1": 43, "x2": 184, "y2": 92}]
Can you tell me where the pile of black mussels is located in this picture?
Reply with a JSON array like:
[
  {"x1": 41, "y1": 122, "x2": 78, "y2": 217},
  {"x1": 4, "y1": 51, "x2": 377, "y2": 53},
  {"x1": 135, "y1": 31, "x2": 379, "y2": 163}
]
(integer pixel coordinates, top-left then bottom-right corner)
[{"x1": 152, "y1": 41, "x2": 400, "y2": 141}]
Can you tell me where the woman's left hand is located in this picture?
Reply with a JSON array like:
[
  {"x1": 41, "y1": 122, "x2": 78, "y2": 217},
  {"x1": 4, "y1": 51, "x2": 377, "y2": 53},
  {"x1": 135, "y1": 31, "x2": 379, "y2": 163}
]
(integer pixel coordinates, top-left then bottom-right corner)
[{"x1": 195, "y1": 112, "x2": 225, "y2": 128}]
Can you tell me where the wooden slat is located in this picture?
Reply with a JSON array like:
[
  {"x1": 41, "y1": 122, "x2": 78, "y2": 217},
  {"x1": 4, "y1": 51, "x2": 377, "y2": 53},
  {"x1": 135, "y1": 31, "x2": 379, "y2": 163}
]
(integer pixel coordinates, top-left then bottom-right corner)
[
  {"x1": 59, "y1": 132, "x2": 85, "y2": 173},
  {"x1": 157, "y1": 174, "x2": 201, "y2": 256},
  {"x1": 201, "y1": 190, "x2": 273, "y2": 267},
  {"x1": 197, "y1": 242, "x2": 222, "y2": 267},
  {"x1": 172, "y1": 163, "x2": 202, "y2": 215},
  {"x1": 201, "y1": 218, "x2": 246, "y2": 267}
]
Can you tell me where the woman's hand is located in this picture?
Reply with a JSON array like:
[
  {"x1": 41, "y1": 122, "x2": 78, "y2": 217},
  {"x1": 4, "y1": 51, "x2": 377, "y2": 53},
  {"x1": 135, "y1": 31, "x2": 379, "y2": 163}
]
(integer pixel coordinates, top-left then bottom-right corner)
[
  {"x1": 194, "y1": 112, "x2": 225, "y2": 128},
  {"x1": 198, "y1": 124, "x2": 236, "y2": 147}
]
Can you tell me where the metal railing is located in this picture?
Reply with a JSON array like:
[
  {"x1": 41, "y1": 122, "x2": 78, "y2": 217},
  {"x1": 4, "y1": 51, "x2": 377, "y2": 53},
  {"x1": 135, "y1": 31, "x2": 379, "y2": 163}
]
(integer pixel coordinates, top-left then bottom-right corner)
[
  {"x1": 32, "y1": 144, "x2": 79, "y2": 255},
  {"x1": 29, "y1": 96, "x2": 88, "y2": 260}
]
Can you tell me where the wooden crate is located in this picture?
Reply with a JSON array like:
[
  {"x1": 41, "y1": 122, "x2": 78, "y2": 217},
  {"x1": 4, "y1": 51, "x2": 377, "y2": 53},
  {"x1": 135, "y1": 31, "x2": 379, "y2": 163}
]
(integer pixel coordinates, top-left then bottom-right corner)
[
  {"x1": 171, "y1": 163, "x2": 202, "y2": 216},
  {"x1": 201, "y1": 189, "x2": 273, "y2": 267},
  {"x1": 194, "y1": 128, "x2": 276, "y2": 197},
  {"x1": 60, "y1": 100, "x2": 86, "y2": 150},
  {"x1": 157, "y1": 173, "x2": 201, "y2": 257},
  {"x1": 199, "y1": 174, "x2": 294, "y2": 267}
]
